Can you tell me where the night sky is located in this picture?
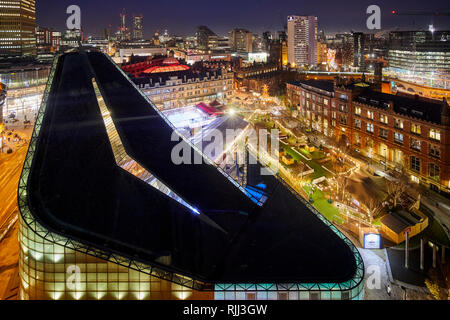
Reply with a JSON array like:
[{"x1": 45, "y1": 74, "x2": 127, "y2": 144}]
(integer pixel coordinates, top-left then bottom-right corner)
[{"x1": 37, "y1": 0, "x2": 450, "y2": 37}]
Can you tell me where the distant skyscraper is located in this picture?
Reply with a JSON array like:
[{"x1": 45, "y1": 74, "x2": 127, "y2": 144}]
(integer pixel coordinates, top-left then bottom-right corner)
[
  {"x1": 119, "y1": 9, "x2": 130, "y2": 41},
  {"x1": 133, "y1": 15, "x2": 143, "y2": 40},
  {"x1": 0, "y1": 0, "x2": 36, "y2": 57},
  {"x1": 262, "y1": 31, "x2": 272, "y2": 51},
  {"x1": 228, "y1": 28, "x2": 253, "y2": 53},
  {"x1": 353, "y1": 32, "x2": 365, "y2": 71},
  {"x1": 287, "y1": 15, "x2": 318, "y2": 67},
  {"x1": 196, "y1": 26, "x2": 217, "y2": 50}
]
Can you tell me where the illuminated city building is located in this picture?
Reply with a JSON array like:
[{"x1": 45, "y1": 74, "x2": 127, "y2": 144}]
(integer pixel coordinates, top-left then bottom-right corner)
[
  {"x1": 0, "y1": 0, "x2": 36, "y2": 57},
  {"x1": 18, "y1": 51, "x2": 364, "y2": 300},
  {"x1": 287, "y1": 78, "x2": 450, "y2": 195},
  {"x1": 132, "y1": 15, "x2": 144, "y2": 40},
  {"x1": 228, "y1": 29, "x2": 253, "y2": 53},
  {"x1": 196, "y1": 26, "x2": 217, "y2": 50},
  {"x1": 353, "y1": 32, "x2": 365, "y2": 71},
  {"x1": 287, "y1": 15, "x2": 318, "y2": 67},
  {"x1": 35, "y1": 26, "x2": 61, "y2": 54},
  {"x1": 385, "y1": 31, "x2": 450, "y2": 90},
  {"x1": 132, "y1": 64, "x2": 234, "y2": 109}
]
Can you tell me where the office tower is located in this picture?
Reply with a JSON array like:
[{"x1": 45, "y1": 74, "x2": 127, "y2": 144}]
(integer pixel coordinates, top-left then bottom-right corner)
[
  {"x1": 119, "y1": 9, "x2": 130, "y2": 41},
  {"x1": 353, "y1": 32, "x2": 365, "y2": 71},
  {"x1": 228, "y1": 28, "x2": 253, "y2": 53},
  {"x1": 133, "y1": 15, "x2": 144, "y2": 40},
  {"x1": 196, "y1": 26, "x2": 217, "y2": 50},
  {"x1": 262, "y1": 31, "x2": 272, "y2": 51},
  {"x1": 387, "y1": 31, "x2": 450, "y2": 89},
  {"x1": 287, "y1": 15, "x2": 318, "y2": 67},
  {"x1": 0, "y1": 0, "x2": 36, "y2": 57},
  {"x1": 277, "y1": 31, "x2": 287, "y2": 43}
]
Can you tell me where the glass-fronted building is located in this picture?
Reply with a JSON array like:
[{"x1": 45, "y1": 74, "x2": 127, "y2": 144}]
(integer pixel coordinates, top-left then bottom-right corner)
[
  {"x1": 18, "y1": 51, "x2": 364, "y2": 300},
  {"x1": 386, "y1": 31, "x2": 450, "y2": 89}
]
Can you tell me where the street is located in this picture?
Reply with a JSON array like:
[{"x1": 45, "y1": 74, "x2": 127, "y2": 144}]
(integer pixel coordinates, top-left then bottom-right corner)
[{"x1": 0, "y1": 134, "x2": 30, "y2": 300}]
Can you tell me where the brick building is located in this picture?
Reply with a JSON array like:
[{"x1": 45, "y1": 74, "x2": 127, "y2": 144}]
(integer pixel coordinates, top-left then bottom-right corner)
[{"x1": 287, "y1": 78, "x2": 450, "y2": 195}]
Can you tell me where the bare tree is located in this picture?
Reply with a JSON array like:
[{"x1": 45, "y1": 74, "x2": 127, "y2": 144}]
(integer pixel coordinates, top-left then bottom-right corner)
[
  {"x1": 366, "y1": 198, "x2": 382, "y2": 223},
  {"x1": 336, "y1": 175, "x2": 349, "y2": 203},
  {"x1": 387, "y1": 180, "x2": 406, "y2": 208}
]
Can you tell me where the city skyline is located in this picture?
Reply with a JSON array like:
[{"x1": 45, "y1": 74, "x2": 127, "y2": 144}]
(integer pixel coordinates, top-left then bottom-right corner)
[{"x1": 37, "y1": 0, "x2": 450, "y2": 38}]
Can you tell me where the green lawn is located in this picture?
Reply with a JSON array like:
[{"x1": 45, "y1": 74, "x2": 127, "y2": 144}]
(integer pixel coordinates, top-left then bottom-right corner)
[
  {"x1": 282, "y1": 146, "x2": 330, "y2": 180},
  {"x1": 303, "y1": 185, "x2": 345, "y2": 225}
]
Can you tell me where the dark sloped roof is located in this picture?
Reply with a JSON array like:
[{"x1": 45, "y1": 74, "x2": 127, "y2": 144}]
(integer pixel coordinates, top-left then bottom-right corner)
[
  {"x1": 288, "y1": 80, "x2": 335, "y2": 93},
  {"x1": 25, "y1": 51, "x2": 358, "y2": 285},
  {"x1": 355, "y1": 90, "x2": 444, "y2": 124}
]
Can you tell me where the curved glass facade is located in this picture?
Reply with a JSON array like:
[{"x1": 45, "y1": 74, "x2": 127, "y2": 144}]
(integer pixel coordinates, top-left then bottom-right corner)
[{"x1": 18, "y1": 54, "x2": 365, "y2": 300}]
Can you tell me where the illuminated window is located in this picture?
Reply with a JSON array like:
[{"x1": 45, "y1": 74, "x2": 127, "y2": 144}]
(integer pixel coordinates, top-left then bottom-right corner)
[
  {"x1": 394, "y1": 132, "x2": 403, "y2": 143},
  {"x1": 354, "y1": 119, "x2": 362, "y2": 129},
  {"x1": 410, "y1": 175, "x2": 420, "y2": 184},
  {"x1": 366, "y1": 123, "x2": 374, "y2": 133},
  {"x1": 367, "y1": 110, "x2": 374, "y2": 120},
  {"x1": 380, "y1": 114, "x2": 388, "y2": 124},
  {"x1": 394, "y1": 119, "x2": 404, "y2": 129},
  {"x1": 246, "y1": 292, "x2": 256, "y2": 300},
  {"x1": 411, "y1": 123, "x2": 421, "y2": 135},
  {"x1": 429, "y1": 129, "x2": 441, "y2": 141},
  {"x1": 410, "y1": 138, "x2": 421, "y2": 151}
]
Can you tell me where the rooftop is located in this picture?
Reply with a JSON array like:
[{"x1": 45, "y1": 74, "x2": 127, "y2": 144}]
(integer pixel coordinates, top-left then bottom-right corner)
[{"x1": 22, "y1": 51, "x2": 361, "y2": 287}]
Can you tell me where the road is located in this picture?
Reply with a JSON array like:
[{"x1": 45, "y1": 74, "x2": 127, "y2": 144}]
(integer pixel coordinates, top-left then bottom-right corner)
[{"x1": 0, "y1": 141, "x2": 29, "y2": 300}]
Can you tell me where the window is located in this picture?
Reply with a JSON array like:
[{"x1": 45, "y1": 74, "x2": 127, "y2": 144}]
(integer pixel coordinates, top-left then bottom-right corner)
[
  {"x1": 411, "y1": 175, "x2": 420, "y2": 184},
  {"x1": 341, "y1": 292, "x2": 350, "y2": 300},
  {"x1": 380, "y1": 114, "x2": 388, "y2": 124},
  {"x1": 306, "y1": 93, "x2": 310, "y2": 98},
  {"x1": 355, "y1": 106, "x2": 362, "y2": 116},
  {"x1": 429, "y1": 145, "x2": 441, "y2": 158},
  {"x1": 324, "y1": 98, "x2": 329, "y2": 106},
  {"x1": 411, "y1": 123, "x2": 421, "y2": 135},
  {"x1": 339, "y1": 115, "x2": 347, "y2": 125},
  {"x1": 310, "y1": 292, "x2": 320, "y2": 300},
  {"x1": 354, "y1": 119, "x2": 362, "y2": 129},
  {"x1": 429, "y1": 164, "x2": 440, "y2": 181},
  {"x1": 278, "y1": 292, "x2": 288, "y2": 300},
  {"x1": 312, "y1": 94, "x2": 316, "y2": 101},
  {"x1": 429, "y1": 129, "x2": 441, "y2": 141},
  {"x1": 302, "y1": 91, "x2": 305, "y2": 96},
  {"x1": 379, "y1": 128, "x2": 388, "y2": 139},
  {"x1": 332, "y1": 111, "x2": 336, "y2": 119},
  {"x1": 339, "y1": 104, "x2": 348, "y2": 113},
  {"x1": 332, "y1": 100, "x2": 336, "y2": 108},
  {"x1": 410, "y1": 138, "x2": 421, "y2": 151},
  {"x1": 394, "y1": 119, "x2": 404, "y2": 129},
  {"x1": 410, "y1": 156, "x2": 421, "y2": 172},
  {"x1": 366, "y1": 123, "x2": 374, "y2": 133},
  {"x1": 367, "y1": 110, "x2": 374, "y2": 120},
  {"x1": 246, "y1": 292, "x2": 256, "y2": 300},
  {"x1": 394, "y1": 132, "x2": 404, "y2": 143},
  {"x1": 323, "y1": 108, "x2": 328, "y2": 116}
]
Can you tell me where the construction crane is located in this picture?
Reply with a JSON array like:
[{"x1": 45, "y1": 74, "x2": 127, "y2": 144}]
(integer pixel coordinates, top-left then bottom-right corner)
[{"x1": 391, "y1": 10, "x2": 450, "y2": 31}]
